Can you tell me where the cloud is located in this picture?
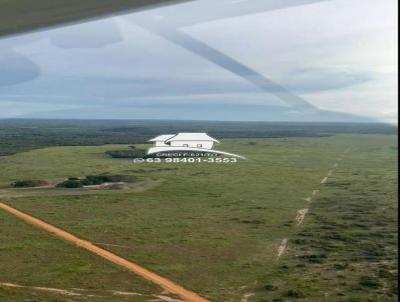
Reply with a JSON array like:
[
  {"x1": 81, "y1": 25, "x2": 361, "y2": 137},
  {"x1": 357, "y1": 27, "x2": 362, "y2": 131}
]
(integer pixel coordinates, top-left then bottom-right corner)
[
  {"x1": 280, "y1": 67, "x2": 372, "y2": 93},
  {"x1": 0, "y1": 100, "x2": 82, "y2": 118},
  {"x1": 17, "y1": 103, "x2": 374, "y2": 123},
  {"x1": 0, "y1": 49, "x2": 40, "y2": 86}
]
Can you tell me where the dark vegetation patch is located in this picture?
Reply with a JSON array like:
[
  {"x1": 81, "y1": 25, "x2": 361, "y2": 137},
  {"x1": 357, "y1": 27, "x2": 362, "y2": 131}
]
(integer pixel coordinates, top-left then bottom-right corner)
[
  {"x1": 0, "y1": 119, "x2": 396, "y2": 155},
  {"x1": 105, "y1": 149, "x2": 146, "y2": 159},
  {"x1": 56, "y1": 174, "x2": 136, "y2": 188},
  {"x1": 282, "y1": 289, "x2": 306, "y2": 299},
  {"x1": 11, "y1": 180, "x2": 47, "y2": 188},
  {"x1": 135, "y1": 167, "x2": 178, "y2": 173},
  {"x1": 359, "y1": 276, "x2": 381, "y2": 289},
  {"x1": 264, "y1": 284, "x2": 278, "y2": 291},
  {"x1": 57, "y1": 179, "x2": 83, "y2": 188}
]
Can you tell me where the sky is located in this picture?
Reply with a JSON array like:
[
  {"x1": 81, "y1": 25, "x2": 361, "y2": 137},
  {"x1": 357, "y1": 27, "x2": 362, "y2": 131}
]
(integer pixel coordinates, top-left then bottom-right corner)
[{"x1": 0, "y1": 0, "x2": 397, "y2": 123}]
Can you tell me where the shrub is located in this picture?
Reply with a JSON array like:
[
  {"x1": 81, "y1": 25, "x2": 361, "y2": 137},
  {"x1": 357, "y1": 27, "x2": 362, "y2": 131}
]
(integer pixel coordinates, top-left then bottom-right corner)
[
  {"x1": 359, "y1": 276, "x2": 380, "y2": 289},
  {"x1": 283, "y1": 289, "x2": 306, "y2": 298},
  {"x1": 105, "y1": 149, "x2": 146, "y2": 159},
  {"x1": 12, "y1": 180, "x2": 47, "y2": 188},
  {"x1": 56, "y1": 174, "x2": 136, "y2": 188},
  {"x1": 264, "y1": 284, "x2": 277, "y2": 291},
  {"x1": 80, "y1": 179, "x2": 92, "y2": 186},
  {"x1": 57, "y1": 180, "x2": 83, "y2": 188},
  {"x1": 299, "y1": 253, "x2": 327, "y2": 263},
  {"x1": 86, "y1": 175, "x2": 110, "y2": 185},
  {"x1": 333, "y1": 263, "x2": 348, "y2": 270}
]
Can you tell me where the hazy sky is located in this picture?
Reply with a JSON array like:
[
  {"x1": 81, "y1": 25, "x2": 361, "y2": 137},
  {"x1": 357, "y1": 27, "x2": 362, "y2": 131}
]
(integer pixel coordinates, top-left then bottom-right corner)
[{"x1": 0, "y1": 0, "x2": 397, "y2": 122}]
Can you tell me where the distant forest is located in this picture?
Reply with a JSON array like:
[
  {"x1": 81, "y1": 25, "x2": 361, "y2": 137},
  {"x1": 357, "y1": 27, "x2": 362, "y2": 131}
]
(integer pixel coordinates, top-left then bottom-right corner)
[{"x1": 0, "y1": 119, "x2": 396, "y2": 156}]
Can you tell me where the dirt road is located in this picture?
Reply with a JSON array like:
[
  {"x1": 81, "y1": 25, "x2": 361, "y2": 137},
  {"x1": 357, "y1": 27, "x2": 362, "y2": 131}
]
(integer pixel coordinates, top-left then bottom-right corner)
[{"x1": 0, "y1": 202, "x2": 210, "y2": 302}]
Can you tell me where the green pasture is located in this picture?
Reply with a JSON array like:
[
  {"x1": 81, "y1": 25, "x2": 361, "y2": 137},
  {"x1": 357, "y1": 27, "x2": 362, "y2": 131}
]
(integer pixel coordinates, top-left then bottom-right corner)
[{"x1": 0, "y1": 134, "x2": 397, "y2": 301}]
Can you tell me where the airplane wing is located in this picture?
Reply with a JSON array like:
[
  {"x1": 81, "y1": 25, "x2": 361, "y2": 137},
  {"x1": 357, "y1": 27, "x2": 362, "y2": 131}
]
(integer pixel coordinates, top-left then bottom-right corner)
[
  {"x1": 132, "y1": 0, "x2": 331, "y2": 28},
  {"x1": 0, "y1": 0, "x2": 192, "y2": 38}
]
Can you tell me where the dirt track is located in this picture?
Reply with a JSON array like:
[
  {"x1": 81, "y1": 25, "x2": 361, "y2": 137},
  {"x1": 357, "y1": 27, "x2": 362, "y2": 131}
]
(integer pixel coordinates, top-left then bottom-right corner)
[{"x1": 0, "y1": 202, "x2": 210, "y2": 302}]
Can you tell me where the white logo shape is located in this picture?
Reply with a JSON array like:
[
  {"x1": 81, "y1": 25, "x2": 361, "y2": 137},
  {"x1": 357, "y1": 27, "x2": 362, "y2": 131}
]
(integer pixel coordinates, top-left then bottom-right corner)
[{"x1": 147, "y1": 133, "x2": 245, "y2": 159}]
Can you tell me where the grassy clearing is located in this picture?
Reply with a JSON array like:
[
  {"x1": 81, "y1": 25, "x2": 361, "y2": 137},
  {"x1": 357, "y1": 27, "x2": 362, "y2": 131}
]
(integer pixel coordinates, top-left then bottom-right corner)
[
  {"x1": 0, "y1": 211, "x2": 160, "y2": 302},
  {"x1": 0, "y1": 134, "x2": 397, "y2": 301}
]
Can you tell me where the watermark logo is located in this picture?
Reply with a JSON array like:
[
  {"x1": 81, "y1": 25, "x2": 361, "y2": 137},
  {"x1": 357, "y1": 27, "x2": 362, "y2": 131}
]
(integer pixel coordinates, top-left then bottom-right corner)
[{"x1": 134, "y1": 132, "x2": 245, "y2": 163}]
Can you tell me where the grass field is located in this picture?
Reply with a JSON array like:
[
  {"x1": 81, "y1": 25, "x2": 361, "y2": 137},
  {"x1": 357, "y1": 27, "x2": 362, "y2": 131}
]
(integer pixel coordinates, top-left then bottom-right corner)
[
  {"x1": 0, "y1": 210, "x2": 161, "y2": 302},
  {"x1": 0, "y1": 133, "x2": 397, "y2": 301}
]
